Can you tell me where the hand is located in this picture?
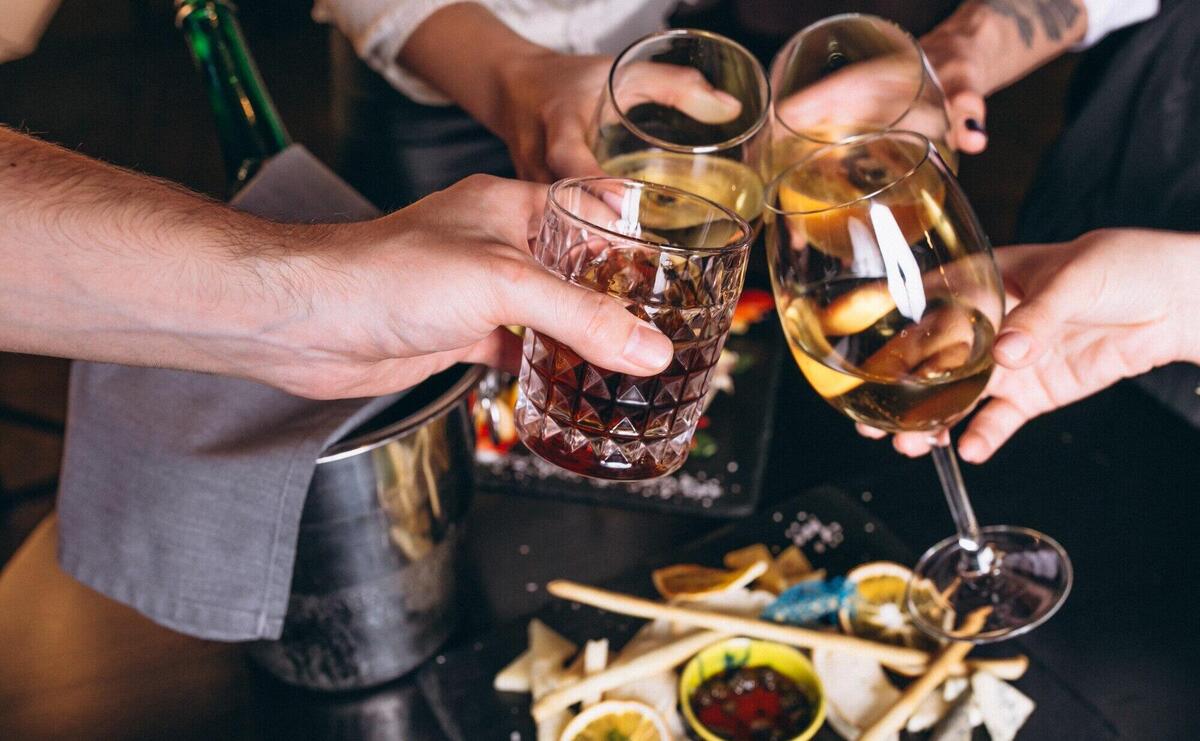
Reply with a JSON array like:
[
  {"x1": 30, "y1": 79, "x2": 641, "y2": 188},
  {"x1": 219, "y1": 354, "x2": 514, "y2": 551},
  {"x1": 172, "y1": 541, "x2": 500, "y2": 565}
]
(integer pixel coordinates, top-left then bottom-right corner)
[
  {"x1": 920, "y1": 0, "x2": 1090, "y2": 156},
  {"x1": 858, "y1": 229, "x2": 1200, "y2": 461},
  {"x1": 494, "y1": 51, "x2": 743, "y2": 182},
  {"x1": 920, "y1": 23, "x2": 989, "y2": 155},
  {"x1": 260, "y1": 175, "x2": 674, "y2": 399},
  {"x1": 774, "y1": 52, "x2": 952, "y2": 149},
  {"x1": 398, "y1": 4, "x2": 741, "y2": 183}
]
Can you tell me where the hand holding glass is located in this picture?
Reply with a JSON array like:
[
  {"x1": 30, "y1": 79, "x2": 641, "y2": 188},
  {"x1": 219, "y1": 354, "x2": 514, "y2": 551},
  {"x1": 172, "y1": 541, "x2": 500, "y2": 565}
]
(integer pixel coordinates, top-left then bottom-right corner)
[
  {"x1": 764, "y1": 132, "x2": 1071, "y2": 641},
  {"x1": 515, "y1": 177, "x2": 752, "y2": 480},
  {"x1": 591, "y1": 29, "x2": 770, "y2": 225}
]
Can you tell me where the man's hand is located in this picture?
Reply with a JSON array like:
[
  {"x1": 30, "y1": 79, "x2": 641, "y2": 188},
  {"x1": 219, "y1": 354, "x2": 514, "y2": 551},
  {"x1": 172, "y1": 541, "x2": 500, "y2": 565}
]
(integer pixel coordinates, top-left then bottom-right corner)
[
  {"x1": 256, "y1": 175, "x2": 673, "y2": 399},
  {"x1": 0, "y1": 130, "x2": 672, "y2": 400},
  {"x1": 920, "y1": 0, "x2": 1088, "y2": 155},
  {"x1": 858, "y1": 229, "x2": 1200, "y2": 461}
]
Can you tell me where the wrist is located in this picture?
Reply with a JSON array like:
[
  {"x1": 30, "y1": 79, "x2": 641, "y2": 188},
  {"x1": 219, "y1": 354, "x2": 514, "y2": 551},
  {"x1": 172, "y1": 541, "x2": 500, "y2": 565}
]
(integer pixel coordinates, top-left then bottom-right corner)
[
  {"x1": 922, "y1": 4, "x2": 1007, "y2": 97},
  {"x1": 193, "y1": 217, "x2": 339, "y2": 384}
]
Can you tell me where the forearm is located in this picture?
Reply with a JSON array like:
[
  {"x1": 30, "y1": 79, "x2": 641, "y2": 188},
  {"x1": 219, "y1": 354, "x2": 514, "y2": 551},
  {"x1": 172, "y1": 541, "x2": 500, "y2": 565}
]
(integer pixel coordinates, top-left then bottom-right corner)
[
  {"x1": 0, "y1": 128, "x2": 320, "y2": 378},
  {"x1": 397, "y1": 3, "x2": 550, "y2": 135},
  {"x1": 923, "y1": 0, "x2": 1088, "y2": 97}
]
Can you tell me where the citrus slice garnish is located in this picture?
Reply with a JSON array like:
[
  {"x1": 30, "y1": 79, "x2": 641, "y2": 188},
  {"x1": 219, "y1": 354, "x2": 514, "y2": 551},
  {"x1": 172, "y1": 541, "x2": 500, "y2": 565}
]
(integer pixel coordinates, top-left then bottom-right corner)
[
  {"x1": 838, "y1": 562, "x2": 938, "y2": 651},
  {"x1": 652, "y1": 560, "x2": 767, "y2": 602},
  {"x1": 559, "y1": 700, "x2": 671, "y2": 741}
]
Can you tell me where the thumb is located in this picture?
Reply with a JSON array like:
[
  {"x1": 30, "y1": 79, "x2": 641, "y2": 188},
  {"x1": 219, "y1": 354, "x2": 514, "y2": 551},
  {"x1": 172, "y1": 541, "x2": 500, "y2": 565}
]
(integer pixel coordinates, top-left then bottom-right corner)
[
  {"x1": 991, "y1": 244, "x2": 1074, "y2": 368},
  {"x1": 495, "y1": 263, "x2": 673, "y2": 376},
  {"x1": 619, "y1": 62, "x2": 744, "y2": 124},
  {"x1": 992, "y1": 284, "x2": 1073, "y2": 370}
]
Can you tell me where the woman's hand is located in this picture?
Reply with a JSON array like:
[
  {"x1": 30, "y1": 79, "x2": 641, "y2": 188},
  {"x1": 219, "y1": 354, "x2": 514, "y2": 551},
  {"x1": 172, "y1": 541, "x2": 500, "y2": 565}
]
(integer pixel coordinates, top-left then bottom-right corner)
[
  {"x1": 399, "y1": 4, "x2": 740, "y2": 183},
  {"x1": 255, "y1": 175, "x2": 674, "y2": 399},
  {"x1": 493, "y1": 51, "x2": 743, "y2": 182},
  {"x1": 858, "y1": 229, "x2": 1200, "y2": 461}
]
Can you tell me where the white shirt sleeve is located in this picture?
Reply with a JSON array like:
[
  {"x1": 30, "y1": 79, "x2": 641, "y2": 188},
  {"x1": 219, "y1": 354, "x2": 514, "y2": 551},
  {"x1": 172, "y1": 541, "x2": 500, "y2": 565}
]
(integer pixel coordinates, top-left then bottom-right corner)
[
  {"x1": 1077, "y1": 0, "x2": 1159, "y2": 48},
  {"x1": 313, "y1": 0, "x2": 684, "y2": 106}
]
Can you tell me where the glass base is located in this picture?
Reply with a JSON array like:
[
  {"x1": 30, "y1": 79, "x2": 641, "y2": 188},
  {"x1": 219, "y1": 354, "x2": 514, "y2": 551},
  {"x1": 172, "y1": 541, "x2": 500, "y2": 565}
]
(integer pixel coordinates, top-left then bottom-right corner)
[{"x1": 906, "y1": 525, "x2": 1073, "y2": 643}]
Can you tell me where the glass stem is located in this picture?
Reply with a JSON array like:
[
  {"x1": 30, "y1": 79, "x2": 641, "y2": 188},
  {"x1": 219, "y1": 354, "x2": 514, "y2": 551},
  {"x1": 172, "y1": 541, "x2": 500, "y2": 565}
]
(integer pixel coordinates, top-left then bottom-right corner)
[{"x1": 930, "y1": 442, "x2": 985, "y2": 564}]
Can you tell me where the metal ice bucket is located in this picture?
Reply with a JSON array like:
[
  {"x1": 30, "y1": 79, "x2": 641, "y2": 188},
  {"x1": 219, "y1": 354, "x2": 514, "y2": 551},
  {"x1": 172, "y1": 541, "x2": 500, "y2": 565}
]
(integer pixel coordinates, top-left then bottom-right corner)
[{"x1": 248, "y1": 364, "x2": 484, "y2": 690}]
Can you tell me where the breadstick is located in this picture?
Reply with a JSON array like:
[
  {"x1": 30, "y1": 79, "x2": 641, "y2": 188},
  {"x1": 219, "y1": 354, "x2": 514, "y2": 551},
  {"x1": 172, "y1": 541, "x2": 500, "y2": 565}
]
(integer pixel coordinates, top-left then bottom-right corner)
[
  {"x1": 546, "y1": 580, "x2": 929, "y2": 670},
  {"x1": 858, "y1": 608, "x2": 990, "y2": 741},
  {"x1": 532, "y1": 630, "x2": 728, "y2": 722}
]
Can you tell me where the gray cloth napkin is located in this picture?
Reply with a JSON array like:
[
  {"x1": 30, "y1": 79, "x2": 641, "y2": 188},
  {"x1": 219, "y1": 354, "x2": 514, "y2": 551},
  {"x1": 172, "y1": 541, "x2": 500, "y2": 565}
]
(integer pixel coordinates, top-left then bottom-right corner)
[{"x1": 58, "y1": 145, "x2": 400, "y2": 641}]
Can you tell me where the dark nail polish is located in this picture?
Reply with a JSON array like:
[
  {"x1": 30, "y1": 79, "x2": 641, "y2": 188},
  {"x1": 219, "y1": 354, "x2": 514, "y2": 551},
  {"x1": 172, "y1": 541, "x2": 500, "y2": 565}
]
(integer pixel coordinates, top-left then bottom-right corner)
[{"x1": 965, "y1": 117, "x2": 986, "y2": 134}]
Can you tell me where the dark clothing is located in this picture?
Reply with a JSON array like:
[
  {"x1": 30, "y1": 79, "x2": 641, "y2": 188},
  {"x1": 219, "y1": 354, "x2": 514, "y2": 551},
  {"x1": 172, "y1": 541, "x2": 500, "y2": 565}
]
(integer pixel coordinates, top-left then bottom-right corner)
[
  {"x1": 328, "y1": 33, "x2": 515, "y2": 211},
  {"x1": 1016, "y1": 0, "x2": 1200, "y2": 427}
]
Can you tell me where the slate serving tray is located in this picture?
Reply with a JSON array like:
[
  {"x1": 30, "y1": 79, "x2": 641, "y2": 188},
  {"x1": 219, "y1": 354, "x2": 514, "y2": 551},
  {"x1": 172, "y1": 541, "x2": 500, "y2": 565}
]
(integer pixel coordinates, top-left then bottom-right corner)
[
  {"x1": 474, "y1": 319, "x2": 784, "y2": 519},
  {"x1": 418, "y1": 485, "x2": 1117, "y2": 741},
  {"x1": 418, "y1": 486, "x2": 908, "y2": 740}
]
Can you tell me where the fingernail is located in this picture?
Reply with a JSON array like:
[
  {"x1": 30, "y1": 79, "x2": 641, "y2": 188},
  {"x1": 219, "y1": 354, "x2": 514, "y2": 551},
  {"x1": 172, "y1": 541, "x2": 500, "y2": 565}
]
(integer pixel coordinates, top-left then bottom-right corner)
[
  {"x1": 685, "y1": 87, "x2": 743, "y2": 123},
  {"x1": 624, "y1": 323, "x2": 672, "y2": 371},
  {"x1": 959, "y1": 434, "x2": 985, "y2": 462},
  {"x1": 995, "y1": 331, "x2": 1031, "y2": 364},
  {"x1": 965, "y1": 117, "x2": 986, "y2": 134}
]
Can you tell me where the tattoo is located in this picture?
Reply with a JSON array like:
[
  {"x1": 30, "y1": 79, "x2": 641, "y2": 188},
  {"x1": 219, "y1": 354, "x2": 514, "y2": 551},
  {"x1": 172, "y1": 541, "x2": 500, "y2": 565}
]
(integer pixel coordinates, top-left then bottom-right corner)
[{"x1": 981, "y1": 0, "x2": 1082, "y2": 47}]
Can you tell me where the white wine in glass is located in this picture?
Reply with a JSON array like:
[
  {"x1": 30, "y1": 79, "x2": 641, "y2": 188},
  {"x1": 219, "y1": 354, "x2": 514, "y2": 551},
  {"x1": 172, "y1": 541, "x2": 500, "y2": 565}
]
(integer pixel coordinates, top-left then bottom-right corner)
[
  {"x1": 766, "y1": 131, "x2": 1072, "y2": 642},
  {"x1": 591, "y1": 29, "x2": 769, "y2": 225}
]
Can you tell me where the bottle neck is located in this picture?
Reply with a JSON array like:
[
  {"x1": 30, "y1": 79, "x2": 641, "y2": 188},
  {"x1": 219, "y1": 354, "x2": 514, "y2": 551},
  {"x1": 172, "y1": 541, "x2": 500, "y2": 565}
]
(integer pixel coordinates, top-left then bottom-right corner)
[{"x1": 177, "y1": 0, "x2": 291, "y2": 192}]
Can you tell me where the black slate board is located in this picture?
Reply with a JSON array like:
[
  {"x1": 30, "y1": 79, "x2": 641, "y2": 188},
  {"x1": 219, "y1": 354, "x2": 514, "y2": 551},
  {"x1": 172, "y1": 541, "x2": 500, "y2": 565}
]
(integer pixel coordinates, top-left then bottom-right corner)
[
  {"x1": 418, "y1": 486, "x2": 1118, "y2": 740},
  {"x1": 474, "y1": 319, "x2": 784, "y2": 519},
  {"x1": 418, "y1": 486, "x2": 904, "y2": 740}
]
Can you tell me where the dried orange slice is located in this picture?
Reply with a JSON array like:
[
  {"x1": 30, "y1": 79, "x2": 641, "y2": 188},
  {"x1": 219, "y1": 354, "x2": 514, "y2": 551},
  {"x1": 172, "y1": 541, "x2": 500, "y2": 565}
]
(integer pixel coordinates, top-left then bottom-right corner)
[
  {"x1": 560, "y1": 700, "x2": 671, "y2": 741},
  {"x1": 821, "y1": 281, "x2": 897, "y2": 336},
  {"x1": 651, "y1": 560, "x2": 767, "y2": 602},
  {"x1": 724, "y1": 543, "x2": 786, "y2": 594}
]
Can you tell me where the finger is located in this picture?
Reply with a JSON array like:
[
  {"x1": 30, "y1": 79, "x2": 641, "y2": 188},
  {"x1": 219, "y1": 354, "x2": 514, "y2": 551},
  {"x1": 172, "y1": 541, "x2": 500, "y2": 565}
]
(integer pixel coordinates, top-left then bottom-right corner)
[
  {"x1": 465, "y1": 175, "x2": 551, "y2": 245},
  {"x1": 947, "y1": 90, "x2": 987, "y2": 155},
  {"x1": 892, "y1": 432, "x2": 934, "y2": 457},
  {"x1": 856, "y1": 422, "x2": 888, "y2": 439},
  {"x1": 493, "y1": 262, "x2": 673, "y2": 375},
  {"x1": 989, "y1": 244, "x2": 1078, "y2": 368},
  {"x1": 957, "y1": 397, "x2": 1031, "y2": 463},
  {"x1": 463, "y1": 327, "x2": 524, "y2": 375},
  {"x1": 620, "y1": 62, "x2": 743, "y2": 124},
  {"x1": 545, "y1": 117, "x2": 607, "y2": 180}
]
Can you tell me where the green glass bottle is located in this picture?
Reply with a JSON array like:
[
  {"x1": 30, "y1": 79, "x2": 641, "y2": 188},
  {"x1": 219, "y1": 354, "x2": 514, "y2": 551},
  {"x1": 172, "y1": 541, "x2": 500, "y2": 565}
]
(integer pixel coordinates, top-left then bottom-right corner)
[{"x1": 176, "y1": 0, "x2": 291, "y2": 193}]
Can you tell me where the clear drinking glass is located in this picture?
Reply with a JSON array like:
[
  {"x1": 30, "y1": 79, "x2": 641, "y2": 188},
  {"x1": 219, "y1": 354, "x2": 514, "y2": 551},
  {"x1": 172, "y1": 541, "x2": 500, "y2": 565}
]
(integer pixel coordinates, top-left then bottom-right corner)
[
  {"x1": 515, "y1": 177, "x2": 752, "y2": 481},
  {"x1": 764, "y1": 131, "x2": 1072, "y2": 641},
  {"x1": 591, "y1": 29, "x2": 770, "y2": 226},
  {"x1": 765, "y1": 14, "x2": 955, "y2": 180}
]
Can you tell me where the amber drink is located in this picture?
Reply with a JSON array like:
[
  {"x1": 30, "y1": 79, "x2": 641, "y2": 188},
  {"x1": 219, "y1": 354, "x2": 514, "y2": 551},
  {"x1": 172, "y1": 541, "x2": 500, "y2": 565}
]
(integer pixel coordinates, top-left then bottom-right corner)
[{"x1": 515, "y1": 177, "x2": 752, "y2": 480}]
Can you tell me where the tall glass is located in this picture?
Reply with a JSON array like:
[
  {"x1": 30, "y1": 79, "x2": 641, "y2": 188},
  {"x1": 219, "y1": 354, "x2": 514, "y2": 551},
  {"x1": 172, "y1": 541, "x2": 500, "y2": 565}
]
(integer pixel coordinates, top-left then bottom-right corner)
[
  {"x1": 591, "y1": 29, "x2": 770, "y2": 226},
  {"x1": 515, "y1": 177, "x2": 752, "y2": 481},
  {"x1": 764, "y1": 132, "x2": 1071, "y2": 641},
  {"x1": 766, "y1": 14, "x2": 955, "y2": 179}
]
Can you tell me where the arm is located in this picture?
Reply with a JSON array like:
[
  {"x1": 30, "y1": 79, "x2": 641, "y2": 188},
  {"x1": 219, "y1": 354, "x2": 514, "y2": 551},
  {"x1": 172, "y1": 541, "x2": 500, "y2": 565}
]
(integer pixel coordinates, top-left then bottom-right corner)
[
  {"x1": 862, "y1": 229, "x2": 1200, "y2": 461},
  {"x1": 317, "y1": 1, "x2": 740, "y2": 181},
  {"x1": 0, "y1": 128, "x2": 671, "y2": 398},
  {"x1": 921, "y1": 0, "x2": 1090, "y2": 153}
]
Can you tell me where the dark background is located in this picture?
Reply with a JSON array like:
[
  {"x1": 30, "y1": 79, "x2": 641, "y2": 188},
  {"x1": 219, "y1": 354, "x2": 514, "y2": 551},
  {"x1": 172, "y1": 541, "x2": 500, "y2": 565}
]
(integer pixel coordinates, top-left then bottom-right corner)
[
  {"x1": 0, "y1": 0, "x2": 1075, "y2": 564},
  {"x1": 8, "y1": 1, "x2": 1189, "y2": 739}
]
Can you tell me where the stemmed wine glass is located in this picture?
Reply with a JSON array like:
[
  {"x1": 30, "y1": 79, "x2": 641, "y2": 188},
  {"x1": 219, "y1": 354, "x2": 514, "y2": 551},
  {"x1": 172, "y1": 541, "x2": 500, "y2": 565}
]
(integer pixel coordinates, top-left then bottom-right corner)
[
  {"x1": 591, "y1": 28, "x2": 770, "y2": 226},
  {"x1": 764, "y1": 131, "x2": 1072, "y2": 642},
  {"x1": 765, "y1": 14, "x2": 955, "y2": 179}
]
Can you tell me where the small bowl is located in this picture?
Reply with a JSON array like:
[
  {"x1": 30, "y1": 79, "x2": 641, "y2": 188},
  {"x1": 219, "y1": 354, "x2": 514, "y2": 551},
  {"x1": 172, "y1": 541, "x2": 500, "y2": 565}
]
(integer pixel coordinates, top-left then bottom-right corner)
[{"x1": 679, "y1": 637, "x2": 826, "y2": 741}]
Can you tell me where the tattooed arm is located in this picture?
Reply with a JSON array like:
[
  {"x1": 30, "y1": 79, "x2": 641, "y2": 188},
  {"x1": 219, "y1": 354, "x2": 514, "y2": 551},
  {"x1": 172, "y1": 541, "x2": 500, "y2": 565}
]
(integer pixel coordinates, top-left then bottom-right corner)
[{"x1": 922, "y1": 0, "x2": 1157, "y2": 153}]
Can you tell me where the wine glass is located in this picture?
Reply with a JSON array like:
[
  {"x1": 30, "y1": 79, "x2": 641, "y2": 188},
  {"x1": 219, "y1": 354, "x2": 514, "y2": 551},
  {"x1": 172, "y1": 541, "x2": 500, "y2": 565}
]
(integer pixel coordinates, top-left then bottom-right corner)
[
  {"x1": 764, "y1": 131, "x2": 1072, "y2": 642},
  {"x1": 590, "y1": 29, "x2": 770, "y2": 226},
  {"x1": 765, "y1": 14, "x2": 955, "y2": 180}
]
